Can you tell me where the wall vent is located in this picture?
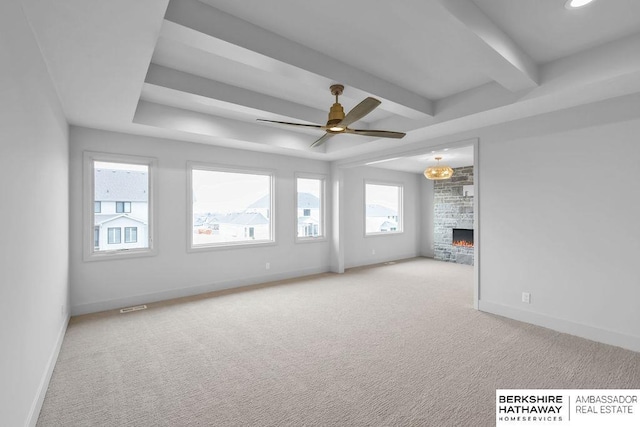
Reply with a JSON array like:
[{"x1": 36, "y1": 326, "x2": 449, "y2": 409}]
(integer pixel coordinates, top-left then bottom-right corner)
[{"x1": 119, "y1": 305, "x2": 147, "y2": 314}]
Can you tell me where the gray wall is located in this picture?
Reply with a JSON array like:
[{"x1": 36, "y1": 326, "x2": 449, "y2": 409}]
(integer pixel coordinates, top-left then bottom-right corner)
[
  {"x1": 342, "y1": 166, "x2": 421, "y2": 268},
  {"x1": 478, "y1": 117, "x2": 640, "y2": 351},
  {"x1": 69, "y1": 127, "x2": 332, "y2": 315},
  {"x1": 0, "y1": 1, "x2": 70, "y2": 425}
]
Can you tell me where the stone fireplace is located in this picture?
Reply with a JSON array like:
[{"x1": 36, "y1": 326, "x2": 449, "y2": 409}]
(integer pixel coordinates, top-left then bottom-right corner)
[{"x1": 433, "y1": 166, "x2": 474, "y2": 265}]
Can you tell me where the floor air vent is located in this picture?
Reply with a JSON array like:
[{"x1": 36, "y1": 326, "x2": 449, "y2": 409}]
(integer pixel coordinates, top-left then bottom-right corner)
[{"x1": 119, "y1": 305, "x2": 147, "y2": 314}]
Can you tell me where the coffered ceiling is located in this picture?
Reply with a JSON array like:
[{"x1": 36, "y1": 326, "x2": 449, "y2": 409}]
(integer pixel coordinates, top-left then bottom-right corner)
[{"x1": 22, "y1": 0, "x2": 640, "y2": 164}]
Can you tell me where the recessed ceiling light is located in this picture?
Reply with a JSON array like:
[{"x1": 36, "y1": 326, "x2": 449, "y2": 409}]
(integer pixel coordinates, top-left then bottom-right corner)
[{"x1": 565, "y1": 0, "x2": 596, "y2": 9}]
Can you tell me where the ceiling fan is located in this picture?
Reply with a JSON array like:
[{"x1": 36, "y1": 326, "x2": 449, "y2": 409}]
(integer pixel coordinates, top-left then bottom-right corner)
[{"x1": 257, "y1": 84, "x2": 406, "y2": 148}]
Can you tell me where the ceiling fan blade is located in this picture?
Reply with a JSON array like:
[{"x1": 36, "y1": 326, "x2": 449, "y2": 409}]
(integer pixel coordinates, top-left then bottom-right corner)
[
  {"x1": 345, "y1": 128, "x2": 406, "y2": 139},
  {"x1": 257, "y1": 119, "x2": 323, "y2": 129},
  {"x1": 340, "y1": 97, "x2": 381, "y2": 127},
  {"x1": 310, "y1": 132, "x2": 334, "y2": 148}
]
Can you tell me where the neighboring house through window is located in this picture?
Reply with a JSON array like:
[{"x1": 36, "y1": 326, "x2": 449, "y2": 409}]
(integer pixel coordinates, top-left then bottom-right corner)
[
  {"x1": 190, "y1": 164, "x2": 274, "y2": 249},
  {"x1": 107, "y1": 227, "x2": 121, "y2": 244},
  {"x1": 116, "y1": 201, "x2": 131, "y2": 213},
  {"x1": 124, "y1": 227, "x2": 137, "y2": 243},
  {"x1": 365, "y1": 182, "x2": 403, "y2": 235},
  {"x1": 85, "y1": 152, "x2": 156, "y2": 260},
  {"x1": 296, "y1": 175, "x2": 325, "y2": 241},
  {"x1": 94, "y1": 226, "x2": 99, "y2": 248}
]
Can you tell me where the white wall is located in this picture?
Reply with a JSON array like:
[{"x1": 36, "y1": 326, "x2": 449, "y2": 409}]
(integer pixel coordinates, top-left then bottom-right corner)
[
  {"x1": 342, "y1": 166, "x2": 421, "y2": 268},
  {"x1": 419, "y1": 177, "x2": 435, "y2": 257},
  {"x1": 0, "y1": 1, "x2": 69, "y2": 425},
  {"x1": 478, "y1": 117, "x2": 640, "y2": 351},
  {"x1": 69, "y1": 127, "x2": 331, "y2": 315}
]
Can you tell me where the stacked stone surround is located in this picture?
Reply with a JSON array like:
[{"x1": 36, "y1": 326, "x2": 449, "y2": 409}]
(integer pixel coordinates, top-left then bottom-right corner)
[{"x1": 433, "y1": 166, "x2": 474, "y2": 265}]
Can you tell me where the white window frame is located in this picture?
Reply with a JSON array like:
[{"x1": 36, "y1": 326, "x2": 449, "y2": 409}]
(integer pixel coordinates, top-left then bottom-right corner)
[
  {"x1": 116, "y1": 201, "x2": 131, "y2": 213},
  {"x1": 124, "y1": 227, "x2": 138, "y2": 243},
  {"x1": 295, "y1": 173, "x2": 327, "y2": 243},
  {"x1": 93, "y1": 226, "x2": 100, "y2": 249},
  {"x1": 107, "y1": 227, "x2": 122, "y2": 244},
  {"x1": 83, "y1": 151, "x2": 157, "y2": 261},
  {"x1": 364, "y1": 180, "x2": 404, "y2": 237},
  {"x1": 188, "y1": 162, "x2": 276, "y2": 251}
]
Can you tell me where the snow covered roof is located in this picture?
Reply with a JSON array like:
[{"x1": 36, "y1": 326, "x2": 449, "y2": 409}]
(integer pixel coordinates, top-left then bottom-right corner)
[
  {"x1": 199, "y1": 212, "x2": 269, "y2": 226},
  {"x1": 365, "y1": 204, "x2": 397, "y2": 217},
  {"x1": 248, "y1": 192, "x2": 319, "y2": 209},
  {"x1": 95, "y1": 169, "x2": 148, "y2": 202},
  {"x1": 95, "y1": 213, "x2": 147, "y2": 226}
]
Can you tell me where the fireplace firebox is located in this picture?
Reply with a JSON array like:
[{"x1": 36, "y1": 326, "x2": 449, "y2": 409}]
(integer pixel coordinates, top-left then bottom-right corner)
[{"x1": 452, "y1": 228, "x2": 474, "y2": 248}]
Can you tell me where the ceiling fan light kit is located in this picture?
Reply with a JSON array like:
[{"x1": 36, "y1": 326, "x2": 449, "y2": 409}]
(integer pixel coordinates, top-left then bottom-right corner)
[
  {"x1": 565, "y1": 0, "x2": 596, "y2": 9},
  {"x1": 424, "y1": 157, "x2": 454, "y2": 180},
  {"x1": 257, "y1": 84, "x2": 406, "y2": 148}
]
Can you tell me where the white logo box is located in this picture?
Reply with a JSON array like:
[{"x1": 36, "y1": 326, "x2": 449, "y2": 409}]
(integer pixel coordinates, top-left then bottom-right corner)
[{"x1": 496, "y1": 389, "x2": 639, "y2": 427}]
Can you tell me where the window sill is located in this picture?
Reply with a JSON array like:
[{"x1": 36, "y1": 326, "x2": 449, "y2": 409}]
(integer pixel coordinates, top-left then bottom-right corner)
[
  {"x1": 188, "y1": 240, "x2": 276, "y2": 253},
  {"x1": 84, "y1": 247, "x2": 157, "y2": 262},
  {"x1": 364, "y1": 231, "x2": 404, "y2": 238},
  {"x1": 295, "y1": 236, "x2": 327, "y2": 244}
]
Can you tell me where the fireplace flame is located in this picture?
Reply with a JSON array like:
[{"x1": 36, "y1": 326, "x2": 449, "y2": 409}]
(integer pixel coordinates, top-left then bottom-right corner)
[{"x1": 452, "y1": 240, "x2": 474, "y2": 248}]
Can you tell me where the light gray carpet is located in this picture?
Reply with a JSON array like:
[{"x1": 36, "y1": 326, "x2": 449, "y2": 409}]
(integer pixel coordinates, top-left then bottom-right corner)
[{"x1": 38, "y1": 258, "x2": 640, "y2": 426}]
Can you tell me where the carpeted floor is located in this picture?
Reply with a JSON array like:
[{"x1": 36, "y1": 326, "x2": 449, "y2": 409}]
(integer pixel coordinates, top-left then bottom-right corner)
[{"x1": 38, "y1": 258, "x2": 640, "y2": 426}]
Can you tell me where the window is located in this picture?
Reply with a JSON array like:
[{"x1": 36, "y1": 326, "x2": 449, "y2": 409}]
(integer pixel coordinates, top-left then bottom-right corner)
[
  {"x1": 245, "y1": 227, "x2": 255, "y2": 239},
  {"x1": 84, "y1": 152, "x2": 156, "y2": 261},
  {"x1": 365, "y1": 182, "x2": 403, "y2": 235},
  {"x1": 124, "y1": 227, "x2": 138, "y2": 243},
  {"x1": 108, "y1": 227, "x2": 121, "y2": 244},
  {"x1": 296, "y1": 175, "x2": 325, "y2": 241},
  {"x1": 116, "y1": 201, "x2": 131, "y2": 213},
  {"x1": 190, "y1": 165, "x2": 274, "y2": 249},
  {"x1": 94, "y1": 226, "x2": 99, "y2": 248}
]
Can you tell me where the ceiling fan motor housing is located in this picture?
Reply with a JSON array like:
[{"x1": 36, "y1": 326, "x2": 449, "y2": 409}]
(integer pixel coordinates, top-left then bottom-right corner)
[
  {"x1": 327, "y1": 102, "x2": 345, "y2": 127},
  {"x1": 327, "y1": 84, "x2": 346, "y2": 127}
]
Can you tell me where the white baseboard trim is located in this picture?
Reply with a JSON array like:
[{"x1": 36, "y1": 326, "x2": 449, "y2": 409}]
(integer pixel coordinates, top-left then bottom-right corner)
[
  {"x1": 479, "y1": 300, "x2": 640, "y2": 353},
  {"x1": 71, "y1": 266, "x2": 331, "y2": 316},
  {"x1": 27, "y1": 314, "x2": 69, "y2": 427},
  {"x1": 344, "y1": 252, "x2": 419, "y2": 270}
]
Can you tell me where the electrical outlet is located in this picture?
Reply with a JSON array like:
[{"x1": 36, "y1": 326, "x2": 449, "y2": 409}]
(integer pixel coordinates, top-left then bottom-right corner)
[
  {"x1": 265, "y1": 262, "x2": 270, "y2": 270},
  {"x1": 522, "y1": 292, "x2": 531, "y2": 304},
  {"x1": 372, "y1": 249, "x2": 376, "y2": 255}
]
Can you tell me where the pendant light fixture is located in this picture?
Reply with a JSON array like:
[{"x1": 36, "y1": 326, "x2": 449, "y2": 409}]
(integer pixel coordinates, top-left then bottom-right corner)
[{"x1": 424, "y1": 156, "x2": 454, "y2": 180}]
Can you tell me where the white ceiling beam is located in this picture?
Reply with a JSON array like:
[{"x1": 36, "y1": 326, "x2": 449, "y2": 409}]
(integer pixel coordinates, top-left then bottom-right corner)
[
  {"x1": 362, "y1": 33, "x2": 640, "y2": 161},
  {"x1": 373, "y1": 32, "x2": 640, "y2": 134},
  {"x1": 133, "y1": 101, "x2": 324, "y2": 152},
  {"x1": 163, "y1": 0, "x2": 433, "y2": 119},
  {"x1": 434, "y1": 0, "x2": 539, "y2": 92},
  {"x1": 370, "y1": 82, "x2": 519, "y2": 134},
  {"x1": 534, "y1": 32, "x2": 640, "y2": 100},
  {"x1": 145, "y1": 64, "x2": 329, "y2": 124}
]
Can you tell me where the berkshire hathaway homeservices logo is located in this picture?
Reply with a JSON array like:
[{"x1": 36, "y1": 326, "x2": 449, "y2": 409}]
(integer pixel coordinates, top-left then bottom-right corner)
[{"x1": 496, "y1": 389, "x2": 640, "y2": 426}]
